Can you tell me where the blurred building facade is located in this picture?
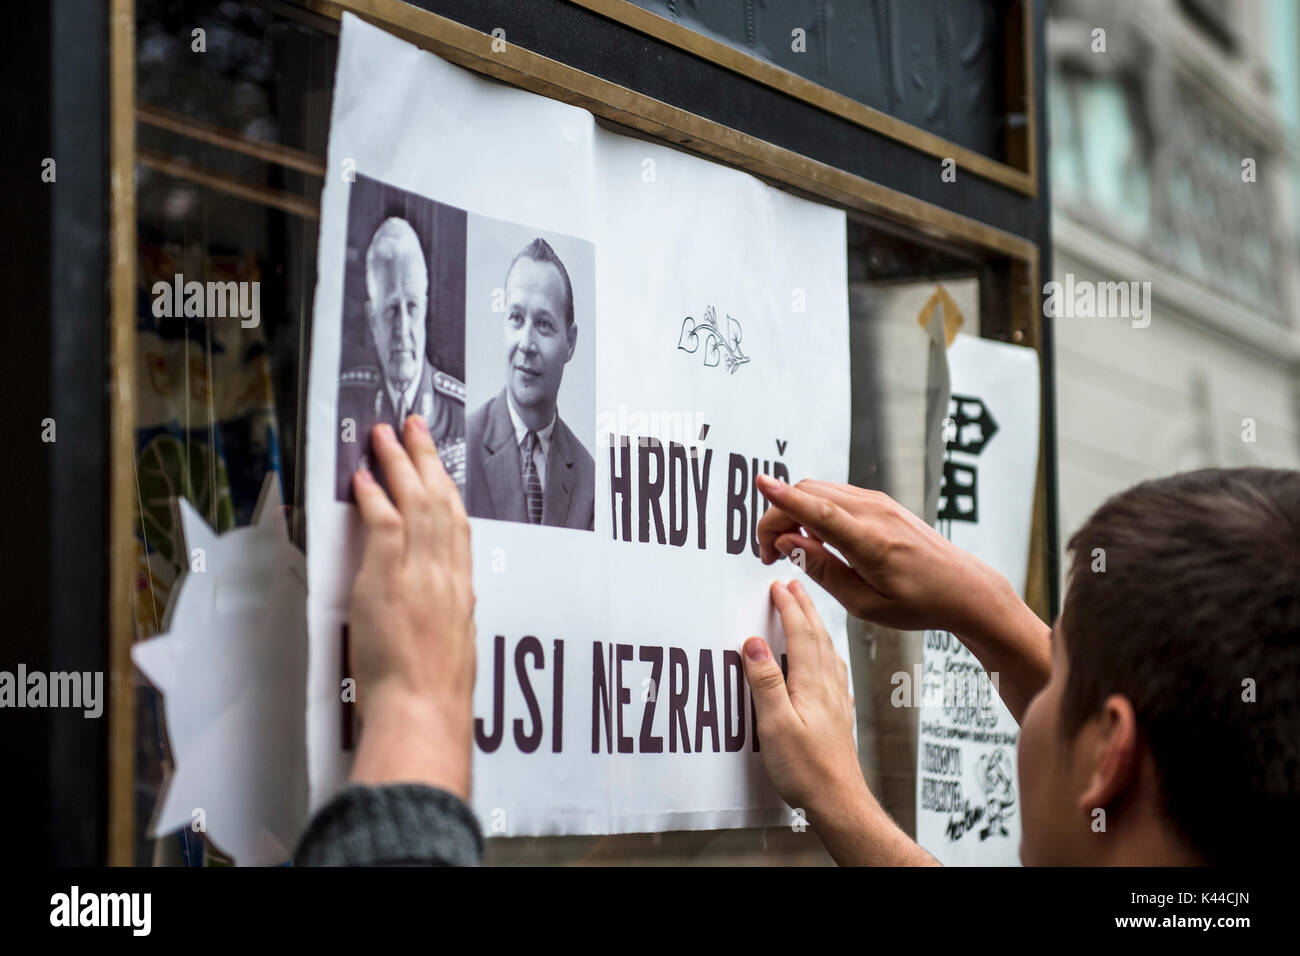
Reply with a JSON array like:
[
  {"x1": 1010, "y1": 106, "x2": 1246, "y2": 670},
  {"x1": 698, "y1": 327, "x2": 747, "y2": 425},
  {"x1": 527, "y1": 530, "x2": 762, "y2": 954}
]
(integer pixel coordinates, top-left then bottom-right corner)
[{"x1": 1047, "y1": 0, "x2": 1300, "y2": 563}]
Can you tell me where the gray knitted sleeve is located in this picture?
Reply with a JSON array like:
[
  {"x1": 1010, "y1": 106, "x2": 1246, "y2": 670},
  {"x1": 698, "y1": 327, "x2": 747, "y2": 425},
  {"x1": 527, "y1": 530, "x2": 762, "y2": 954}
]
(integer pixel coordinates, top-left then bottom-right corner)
[{"x1": 294, "y1": 783, "x2": 484, "y2": 867}]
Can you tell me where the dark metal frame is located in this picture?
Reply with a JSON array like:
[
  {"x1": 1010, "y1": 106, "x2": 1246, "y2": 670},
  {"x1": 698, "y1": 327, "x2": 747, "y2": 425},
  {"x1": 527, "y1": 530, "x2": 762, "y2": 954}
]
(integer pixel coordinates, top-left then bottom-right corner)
[{"x1": 1, "y1": 0, "x2": 111, "y2": 866}]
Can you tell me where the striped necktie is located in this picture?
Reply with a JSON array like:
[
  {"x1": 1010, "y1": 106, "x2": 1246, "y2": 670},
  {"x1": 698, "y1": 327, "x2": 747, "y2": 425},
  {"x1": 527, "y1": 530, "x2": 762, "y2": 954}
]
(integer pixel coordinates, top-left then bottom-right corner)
[{"x1": 521, "y1": 430, "x2": 543, "y2": 524}]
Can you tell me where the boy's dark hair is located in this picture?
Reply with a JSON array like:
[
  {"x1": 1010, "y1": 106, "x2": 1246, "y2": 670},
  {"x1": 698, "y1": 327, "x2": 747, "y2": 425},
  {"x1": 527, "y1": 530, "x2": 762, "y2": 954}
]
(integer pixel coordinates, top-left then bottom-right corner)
[{"x1": 1061, "y1": 468, "x2": 1299, "y2": 865}]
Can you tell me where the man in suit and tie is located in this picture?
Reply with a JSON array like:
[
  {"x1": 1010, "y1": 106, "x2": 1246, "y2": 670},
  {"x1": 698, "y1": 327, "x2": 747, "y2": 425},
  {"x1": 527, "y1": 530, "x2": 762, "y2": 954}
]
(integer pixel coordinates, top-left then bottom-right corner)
[
  {"x1": 337, "y1": 216, "x2": 466, "y2": 500},
  {"x1": 465, "y1": 237, "x2": 594, "y2": 530}
]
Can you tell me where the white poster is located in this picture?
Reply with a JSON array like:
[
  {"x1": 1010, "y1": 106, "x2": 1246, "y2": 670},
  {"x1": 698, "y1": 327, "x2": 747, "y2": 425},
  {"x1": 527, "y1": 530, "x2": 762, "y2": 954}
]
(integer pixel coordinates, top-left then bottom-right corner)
[
  {"x1": 915, "y1": 332, "x2": 1040, "y2": 865},
  {"x1": 306, "y1": 16, "x2": 851, "y2": 836}
]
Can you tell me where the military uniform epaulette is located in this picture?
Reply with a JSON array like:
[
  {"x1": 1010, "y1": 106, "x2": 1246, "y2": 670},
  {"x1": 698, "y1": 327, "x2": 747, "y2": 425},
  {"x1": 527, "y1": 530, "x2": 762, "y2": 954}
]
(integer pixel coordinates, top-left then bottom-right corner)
[
  {"x1": 340, "y1": 366, "x2": 382, "y2": 387},
  {"x1": 432, "y1": 370, "x2": 466, "y2": 404}
]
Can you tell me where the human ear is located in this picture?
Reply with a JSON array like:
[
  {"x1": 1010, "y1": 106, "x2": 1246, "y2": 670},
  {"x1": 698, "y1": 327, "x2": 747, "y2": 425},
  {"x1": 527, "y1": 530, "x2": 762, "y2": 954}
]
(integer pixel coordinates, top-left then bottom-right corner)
[
  {"x1": 565, "y1": 322, "x2": 577, "y2": 362},
  {"x1": 1076, "y1": 694, "x2": 1139, "y2": 814}
]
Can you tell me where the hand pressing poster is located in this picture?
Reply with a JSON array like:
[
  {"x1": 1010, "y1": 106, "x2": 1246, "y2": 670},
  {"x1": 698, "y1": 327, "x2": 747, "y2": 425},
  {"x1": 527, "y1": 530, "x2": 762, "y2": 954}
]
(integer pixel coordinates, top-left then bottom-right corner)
[
  {"x1": 915, "y1": 331, "x2": 1040, "y2": 865},
  {"x1": 306, "y1": 15, "x2": 851, "y2": 836}
]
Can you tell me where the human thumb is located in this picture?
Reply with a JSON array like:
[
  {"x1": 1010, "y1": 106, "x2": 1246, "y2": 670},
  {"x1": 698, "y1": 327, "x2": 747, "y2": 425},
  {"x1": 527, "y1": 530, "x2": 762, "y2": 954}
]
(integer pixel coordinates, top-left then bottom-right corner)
[{"x1": 742, "y1": 637, "x2": 795, "y2": 724}]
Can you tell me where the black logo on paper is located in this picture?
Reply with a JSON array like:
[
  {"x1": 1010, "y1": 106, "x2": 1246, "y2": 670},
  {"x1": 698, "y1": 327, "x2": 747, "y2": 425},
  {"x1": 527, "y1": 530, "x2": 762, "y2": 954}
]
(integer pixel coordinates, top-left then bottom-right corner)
[
  {"x1": 678, "y1": 306, "x2": 750, "y2": 374},
  {"x1": 937, "y1": 394, "x2": 999, "y2": 524}
]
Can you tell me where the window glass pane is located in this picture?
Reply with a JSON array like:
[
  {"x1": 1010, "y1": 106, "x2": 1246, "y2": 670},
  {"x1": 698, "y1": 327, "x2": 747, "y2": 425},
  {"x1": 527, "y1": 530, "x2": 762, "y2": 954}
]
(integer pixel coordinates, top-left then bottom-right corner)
[
  {"x1": 131, "y1": 0, "x2": 1021, "y2": 866},
  {"x1": 627, "y1": 0, "x2": 1015, "y2": 161},
  {"x1": 133, "y1": 0, "x2": 334, "y2": 866}
]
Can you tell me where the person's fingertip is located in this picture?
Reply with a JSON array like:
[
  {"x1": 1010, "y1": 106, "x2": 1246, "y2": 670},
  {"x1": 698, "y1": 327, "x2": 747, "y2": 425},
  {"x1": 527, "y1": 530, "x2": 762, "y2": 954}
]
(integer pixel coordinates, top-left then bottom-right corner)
[
  {"x1": 744, "y1": 636, "x2": 770, "y2": 662},
  {"x1": 771, "y1": 580, "x2": 797, "y2": 607},
  {"x1": 374, "y1": 423, "x2": 394, "y2": 444},
  {"x1": 354, "y1": 468, "x2": 374, "y2": 486},
  {"x1": 775, "y1": 537, "x2": 793, "y2": 556},
  {"x1": 788, "y1": 578, "x2": 806, "y2": 597},
  {"x1": 408, "y1": 413, "x2": 427, "y2": 431}
]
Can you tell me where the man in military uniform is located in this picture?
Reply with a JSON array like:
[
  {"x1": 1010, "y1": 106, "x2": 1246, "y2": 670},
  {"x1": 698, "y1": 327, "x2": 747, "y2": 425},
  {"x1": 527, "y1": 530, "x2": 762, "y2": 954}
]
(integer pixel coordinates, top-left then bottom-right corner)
[{"x1": 336, "y1": 216, "x2": 465, "y2": 501}]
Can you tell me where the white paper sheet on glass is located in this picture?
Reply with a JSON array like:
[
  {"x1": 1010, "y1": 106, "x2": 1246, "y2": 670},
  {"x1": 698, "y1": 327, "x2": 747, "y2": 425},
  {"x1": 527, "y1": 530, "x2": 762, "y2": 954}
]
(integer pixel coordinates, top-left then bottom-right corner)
[
  {"x1": 915, "y1": 332, "x2": 1040, "y2": 865},
  {"x1": 132, "y1": 475, "x2": 307, "y2": 866},
  {"x1": 306, "y1": 15, "x2": 851, "y2": 836}
]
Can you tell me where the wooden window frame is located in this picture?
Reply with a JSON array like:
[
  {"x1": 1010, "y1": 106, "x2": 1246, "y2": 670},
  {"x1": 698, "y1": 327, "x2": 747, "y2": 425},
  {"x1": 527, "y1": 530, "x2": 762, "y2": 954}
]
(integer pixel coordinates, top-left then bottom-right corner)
[{"x1": 108, "y1": 0, "x2": 1051, "y2": 862}]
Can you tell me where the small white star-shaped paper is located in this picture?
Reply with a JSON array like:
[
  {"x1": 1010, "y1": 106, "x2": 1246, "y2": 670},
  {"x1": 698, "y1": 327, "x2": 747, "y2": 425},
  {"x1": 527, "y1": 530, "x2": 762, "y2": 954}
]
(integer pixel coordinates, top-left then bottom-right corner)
[{"x1": 132, "y1": 474, "x2": 308, "y2": 866}]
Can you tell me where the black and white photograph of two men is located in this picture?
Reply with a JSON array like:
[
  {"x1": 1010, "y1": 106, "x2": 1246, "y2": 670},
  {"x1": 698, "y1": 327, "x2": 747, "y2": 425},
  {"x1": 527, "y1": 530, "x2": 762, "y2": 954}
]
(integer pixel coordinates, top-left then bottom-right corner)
[{"x1": 335, "y1": 173, "x2": 595, "y2": 531}]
